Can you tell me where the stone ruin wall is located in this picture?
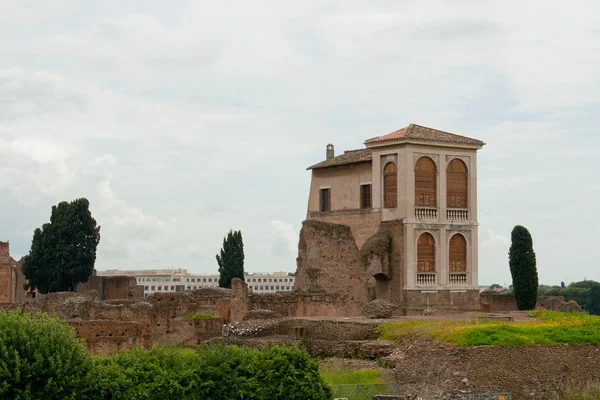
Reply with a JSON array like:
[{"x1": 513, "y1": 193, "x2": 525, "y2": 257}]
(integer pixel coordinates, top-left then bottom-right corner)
[
  {"x1": 76, "y1": 273, "x2": 140, "y2": 301},
  {"x1": 1, "y1": 288, "x2": 233, "y2": 355},
  {"x1": 294, "y1": 220, "x2": 368, "y2": 314},
  {"x1": 309, "y1": 210, "x2": 381, "y2": 249},
  {"x1": 0, "y1": 241, "x2": 27, "y2": 304}
]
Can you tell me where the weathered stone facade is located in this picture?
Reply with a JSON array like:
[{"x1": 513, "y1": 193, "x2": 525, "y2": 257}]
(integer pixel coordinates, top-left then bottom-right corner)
[
  {"x1": 305, "y1": 124, "x2": 485, "y2": 314},
  {"x1": 0, "y1": 241, "x2": 27, "y2": 304}
]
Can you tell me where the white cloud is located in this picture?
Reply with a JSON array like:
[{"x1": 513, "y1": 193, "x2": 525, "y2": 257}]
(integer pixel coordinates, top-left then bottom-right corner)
[
  {"x1": 1, "y1": 1, "x2": 599, "y2": 283},
  {"x1": 482, "y1": 229, "x2": 509, "y2": 249},
  {"x1": 269, "y1": 220, "x2": 298, "y2": 257}
]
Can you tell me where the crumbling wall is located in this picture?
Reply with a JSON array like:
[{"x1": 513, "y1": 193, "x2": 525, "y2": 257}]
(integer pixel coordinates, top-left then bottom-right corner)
[
  {"x1": 405, "y1": 289, "x2": 481, "y2": 314},
  {"x1": 377, "y1": 222, "x2": 405, "y2": 307},
  {"x1": 77, "y1": 273, "x2": 139, "y2": 300},
  {"x1": 251, "y1": 291, "x2": 360, "y2": 318},
  {"x1": 536, "y1": 296, "x2": 582, "y2": 312},
  {"x1": 230, "y1": 278, "x2": 249, "y2": 322},
  {"x1": 0, "y1": 241, "x2": 15, "y2": 303},
  {"x1": 310, "y1": 211, "x2": 381, "y2": 249},
  {"x1": 480, "y1": 293, "x2": 517, "y2": 312},
  {"x1": 8, "y1": 288, "x2": 232, "y2": 354},
  {"x1": 294, "y1": 220, "x2": 367, "y2": 313},
  {"x1": 13, "y1": 258, "x2": 29, "y2": 303}
]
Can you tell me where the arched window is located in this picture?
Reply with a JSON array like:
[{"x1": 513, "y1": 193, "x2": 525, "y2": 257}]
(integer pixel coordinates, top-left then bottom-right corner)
[
  {"x1": 415, "y1": 157, "x2": 437, "y2": 207},
  {"x1": 449, "y1": 234, "x2": 467, "y2": 272},
  {"x1": 384, "y1": 162, "x2": 397, "y2": 208},
  {"x1": 417, "y1": 233, "x2": 435, "y2": 272},
  {"x1": 447, "y1": 159, "x2": 468, "y2": 209}
]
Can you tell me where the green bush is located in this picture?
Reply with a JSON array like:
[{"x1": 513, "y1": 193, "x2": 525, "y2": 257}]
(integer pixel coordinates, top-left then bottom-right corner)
[
  {"x1": 88, "y1": 344, "x2": 332, "y2": 400},
  {"x1": 0, "y1": 309, "x2": 331, "y2": 400},
  {"x1": 0, "y1": 310, "x2": 93, "y2": 399}
]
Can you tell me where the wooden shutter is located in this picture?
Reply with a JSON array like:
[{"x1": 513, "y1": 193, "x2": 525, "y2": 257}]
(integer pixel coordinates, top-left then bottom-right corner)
[
  {"x1": 361, "y1": 184, "x2": 372, "y2": 209},
  {"x1": 447, "y1": 159, "x2": 468, "y2": 209},
  {"x1": 384, "y1": 163, "x2": 397, "y2": 208},
  {"x1": 449, "y1": 234, "x2": 467, "y2": 272},
  {"x1": 320, "y1": 189, "x2": 330, "y2": 212},
  {"x1": 417, "y1": 233, "x2": 435, "y2": 272},
  {"x1": 415, "y1": 157, "x2": 437, "y2": 207}
]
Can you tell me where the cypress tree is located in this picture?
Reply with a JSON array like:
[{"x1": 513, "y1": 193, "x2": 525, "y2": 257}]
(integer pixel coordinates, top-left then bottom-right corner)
[
  {"x1": 508, "y1": 225, "x2": 538, "y2": 310},
  {"x1": 22, "y1": 198, "x2": 101, "y2": 293},
  {"x1": 216, "y1": 230, "x2": 245, "y2": 288}
]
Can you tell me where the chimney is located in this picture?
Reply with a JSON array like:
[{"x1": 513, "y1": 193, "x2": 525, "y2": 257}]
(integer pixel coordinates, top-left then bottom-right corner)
[{"x1": 326, "y1": 143, "x2": 334, "y2": 160}]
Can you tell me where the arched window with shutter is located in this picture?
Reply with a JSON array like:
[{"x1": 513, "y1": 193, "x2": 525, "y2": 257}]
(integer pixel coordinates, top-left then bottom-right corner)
[
  {"x1": 449, "y1": 234, "x2": 467, "y2": 272},
  {"x1": 415, "y1": 157, "x2": 437, "y2": 207},
  {"x1": 384, "y1": 162, "x2": 397, "y2": 208},
  {"x1": 447, "y1": 159, "x2": 468, "y2": 209},
  {"x1": 417, "y1": 232, "x2": 435, "y2": 272}
]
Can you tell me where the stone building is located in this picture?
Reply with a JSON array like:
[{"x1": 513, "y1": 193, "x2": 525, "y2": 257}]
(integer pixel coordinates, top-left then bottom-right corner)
[
  {"x1": 304, "y1": 124, "x2": 485, "y2": 313},
  {"x1": 0, "y1": 241, "x2": 28, "y2": 304}
]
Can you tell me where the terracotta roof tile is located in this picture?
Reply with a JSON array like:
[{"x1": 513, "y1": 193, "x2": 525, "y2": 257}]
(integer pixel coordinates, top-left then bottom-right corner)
[
  {"x1": 307, "y1": 149, "x2": 372, "y2": 170},
  {"x1": 364, "y1": 124, "x2": 484, "y2": 146}
]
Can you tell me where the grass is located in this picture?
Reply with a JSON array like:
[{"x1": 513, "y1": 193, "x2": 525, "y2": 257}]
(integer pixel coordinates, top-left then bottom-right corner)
[
  {"x1": 563, "y1": 382, "x2": 600, "y2": 399},
  {"x1": 320, "y1": 367, "x2": 382, "y2": 385},
  {"x1": 378, "y1": 310, "x2": 600, "y2": 346},
  {"x1": 320, "y1": 367, "x2": 386, "y2": 400},
  {"x1": 186, "y1": 312, "x2": 215, "y2": 319}
]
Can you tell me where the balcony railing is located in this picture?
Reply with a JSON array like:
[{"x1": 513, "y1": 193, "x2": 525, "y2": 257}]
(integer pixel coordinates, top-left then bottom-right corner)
[
  {"x1": 447, "y1": 208, "x2": 469, "y2": 221},
  {"x1": 415, "y1": 207, "x2": 438, "y2": 220},
  {"x1": 416, "y1": 273, "x2": 437, "y2": 285},
  {"x1": 449, "y1": 273, "x2": 467, "y2": 285}
]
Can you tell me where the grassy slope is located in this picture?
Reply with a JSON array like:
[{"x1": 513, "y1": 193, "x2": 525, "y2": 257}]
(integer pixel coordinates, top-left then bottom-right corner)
[{"x1": 379, "y1": 310, "x2": 600, "y2": 346}]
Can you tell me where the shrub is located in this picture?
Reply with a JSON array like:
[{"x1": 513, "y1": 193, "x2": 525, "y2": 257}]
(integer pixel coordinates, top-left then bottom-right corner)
[
  {"x1": 0, "y1": 310, "x2": 93, "y2": 399},
  {"x1": 88, "y1": 344, "x2": 332, "y2": 400}
]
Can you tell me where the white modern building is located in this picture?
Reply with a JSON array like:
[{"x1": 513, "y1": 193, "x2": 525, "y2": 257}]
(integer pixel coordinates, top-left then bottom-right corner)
[{"x1": 97, "y1": 269, "x2": 295, "y2": 297}]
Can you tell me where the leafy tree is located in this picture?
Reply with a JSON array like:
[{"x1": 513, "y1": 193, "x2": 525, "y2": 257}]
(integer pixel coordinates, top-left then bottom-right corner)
[
  {"x1": 0, "y1": 310, "x2": 93, "y2": 399},
  {"x1": 216, "y1": 229, "x2": 244, "y2": 288},
  {"x1": 489, "y1": 283, "x2": 502, "y2": 289},
  {"x1": 509, "y1": 225, "x2": 538, "y2": 310},
  {"x1": 589, "y1": 286, "x2": 600, "y2": 316},
  {"x1": 23, "y1": 198, "x2": 100, "y2": 293}
]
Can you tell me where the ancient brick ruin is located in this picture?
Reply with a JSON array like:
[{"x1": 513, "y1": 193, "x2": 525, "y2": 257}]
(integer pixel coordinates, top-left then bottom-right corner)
[{"x1": 0, "y1": 241, "x2": 28, "y2": 304}]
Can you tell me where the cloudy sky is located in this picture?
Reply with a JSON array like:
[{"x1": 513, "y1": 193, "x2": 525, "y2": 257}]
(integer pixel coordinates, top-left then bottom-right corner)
[{"x1": 1, "y1": 1, "x2": 599, "y2": 286}]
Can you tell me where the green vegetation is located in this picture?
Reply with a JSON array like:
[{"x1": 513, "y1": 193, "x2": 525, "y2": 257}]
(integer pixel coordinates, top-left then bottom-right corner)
[
  {"x1": 91, "y1": 345, "x2": 331, "y2": 399},
  {"x1": 379, "y1": 311, "x2": 600, "y2": 346},
  {"x1": 539, "y1": 280, "x2": 600, "y2": 315},
  {"x1": 509, "y1": 225, "x2": 538, "y2": 310},
  {"x1": 0, "y1": 310, "x2": 94, "y2": 399},
  {"x1": 563, "y1": 382, "x2": 600, "y2": 400},
  {"x1": 186, "y1": 312, "x2": 216, "y2": 319},
  {"x1": 320, "y1": 367, "x2": 382, "y2": 385},
  {"x1": 23, "y1": 198, "x2": 101, "y2": 293},
  {"x1": 320, "y1": 366, "x2": 385, "y2": 400},
  {"x1": 0, "y1": 310, "x2": 331, "y2": 400},
  {"x1": 216, "y1": 229, "x2": 245, "y2": 288}
]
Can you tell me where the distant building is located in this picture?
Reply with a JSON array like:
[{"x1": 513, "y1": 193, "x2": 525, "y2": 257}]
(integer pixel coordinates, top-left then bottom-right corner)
[{"x1": 96, "y1": 269, "x2": 295, "y2": 297}]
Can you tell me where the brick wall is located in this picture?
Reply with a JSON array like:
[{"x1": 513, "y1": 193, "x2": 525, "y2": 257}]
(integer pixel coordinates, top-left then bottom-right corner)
[
  {"x1": 405, "y1": 289, "x2": 481, "y2": 314},
  {"x1": 311, "y1": 210, "x2": 381, "y2": 249},
  {"x1": 294, "y1": 220, "x2": 367, "y2": 313}
]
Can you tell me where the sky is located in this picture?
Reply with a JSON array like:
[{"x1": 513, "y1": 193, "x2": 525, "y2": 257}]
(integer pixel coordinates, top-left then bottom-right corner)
[{"x1": 1, "y1": 1, "x2": 599, "y2": 286}]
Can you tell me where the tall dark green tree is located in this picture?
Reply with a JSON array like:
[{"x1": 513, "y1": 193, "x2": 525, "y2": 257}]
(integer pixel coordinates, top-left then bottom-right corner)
[
  {"x1": 589, "y1": 285, "x2": 600, "y2": 316},
  {"x1": 216, "y1": 230, "x2": 244, "y2": 288},
  {"x1": 509, "y1": 225, "x2": 538, "y2": 310},
  {"x1": 22, "y1": 198, "x2": 100, "y2": 293}
]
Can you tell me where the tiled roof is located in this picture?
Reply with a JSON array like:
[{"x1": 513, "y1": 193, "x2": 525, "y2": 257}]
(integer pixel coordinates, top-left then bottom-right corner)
[
  {"x1": 307, "y1": 149, "x2": 372, "y2": 170},
  {"x1": 364, "y1": 124, "x2": 484, "y2": 146}
]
